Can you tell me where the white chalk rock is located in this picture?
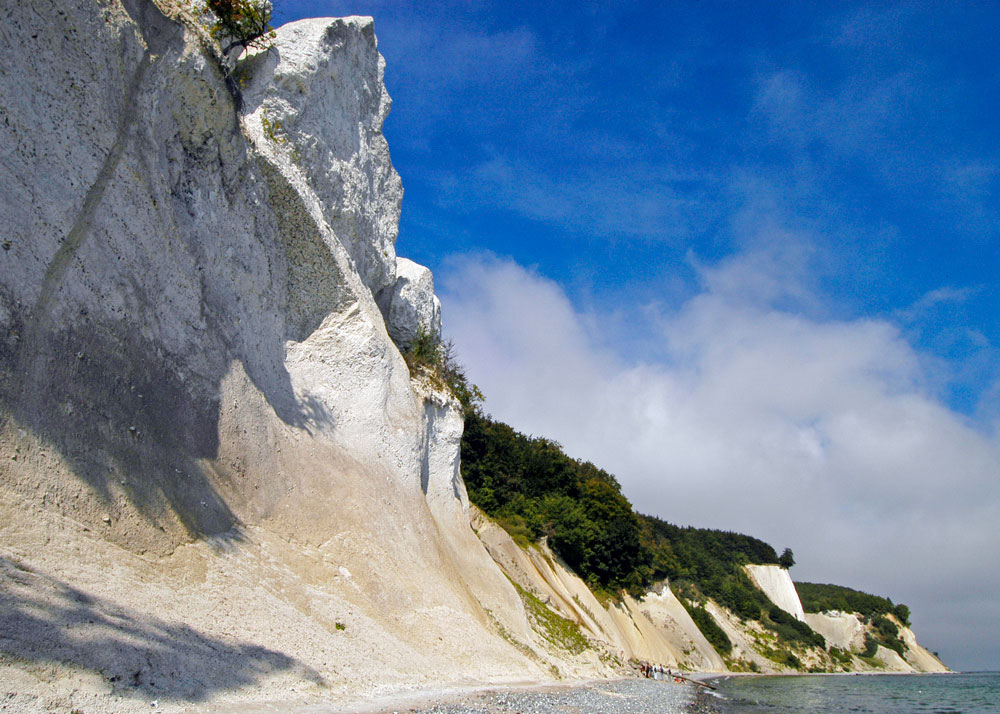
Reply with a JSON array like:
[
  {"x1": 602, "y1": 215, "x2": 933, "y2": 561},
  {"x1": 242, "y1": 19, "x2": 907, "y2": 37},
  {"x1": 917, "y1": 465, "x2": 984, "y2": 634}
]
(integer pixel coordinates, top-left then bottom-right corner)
[
  {"x1": 805, "y1": 611, "x2": 867, "y2": 651},
  {"x1": 639, "y1": 584, "x2": 727, "y2": 671},
  {"x1": 744, "y1": 564, "x2": 807, "y2": 621},
  {"x1": 387, "y1": 258, "x2": 442, "y2": 349},
  {"x1": 899, "y1": 623, "x2": 950, "y2": 672},
  {"x1": 240, "y1": 17, "x2": 403, "y2": 304}
]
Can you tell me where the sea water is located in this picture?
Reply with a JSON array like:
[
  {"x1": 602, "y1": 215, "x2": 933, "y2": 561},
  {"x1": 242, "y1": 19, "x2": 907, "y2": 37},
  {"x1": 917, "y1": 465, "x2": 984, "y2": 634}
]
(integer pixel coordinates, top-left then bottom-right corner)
[{"x1": 702, "y1": 672, "x2": 1000, "y2": 714}]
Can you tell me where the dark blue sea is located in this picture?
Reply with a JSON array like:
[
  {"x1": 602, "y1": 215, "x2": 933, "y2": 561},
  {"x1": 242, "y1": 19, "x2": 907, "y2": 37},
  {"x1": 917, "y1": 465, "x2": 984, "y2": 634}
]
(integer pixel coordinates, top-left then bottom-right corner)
[{"x1": 701, "y1": 672, "x2": 1000, "y2": 714}]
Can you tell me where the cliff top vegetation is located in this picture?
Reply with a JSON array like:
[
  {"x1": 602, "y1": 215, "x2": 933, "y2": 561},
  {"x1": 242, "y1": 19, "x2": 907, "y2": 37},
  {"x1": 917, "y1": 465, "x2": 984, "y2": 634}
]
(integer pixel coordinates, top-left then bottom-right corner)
[
  {"x1": 459, "y1": 409, "x2": 829, "y2": 655},
  {"x1": 796, "y1": 581, "x2": 911, "y2": 626}
]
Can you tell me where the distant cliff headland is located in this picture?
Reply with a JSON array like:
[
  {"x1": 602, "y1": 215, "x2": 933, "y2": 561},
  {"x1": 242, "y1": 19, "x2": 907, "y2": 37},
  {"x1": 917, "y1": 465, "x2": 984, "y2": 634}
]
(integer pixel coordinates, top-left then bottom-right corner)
[{"x1": 0, "y1": 1, "x2": 946, "y2": 711}]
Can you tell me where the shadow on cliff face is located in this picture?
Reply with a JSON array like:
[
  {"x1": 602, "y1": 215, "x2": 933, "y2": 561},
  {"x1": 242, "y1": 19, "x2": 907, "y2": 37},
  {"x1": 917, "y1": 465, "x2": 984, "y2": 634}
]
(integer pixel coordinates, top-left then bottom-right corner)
[
  {"x1": 0, "y1": 166, "x2": 345, "y2": 552},
  {"x1": 1, "y1": 306, "x2": 239, "y2": 548},
  {"x1": 0, "y1": 0, "x2": 361, "y2": 553},
  {"x1": 0, "y1": 556, "x2": 325, "y2": 700}
]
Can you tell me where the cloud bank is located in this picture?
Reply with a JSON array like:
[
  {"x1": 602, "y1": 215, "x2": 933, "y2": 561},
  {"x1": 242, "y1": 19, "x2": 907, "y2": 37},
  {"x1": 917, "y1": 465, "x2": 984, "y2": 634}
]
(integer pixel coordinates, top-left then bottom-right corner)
[{"x1": 440, "y1": 252, "x2": 1000, "y2": 670}]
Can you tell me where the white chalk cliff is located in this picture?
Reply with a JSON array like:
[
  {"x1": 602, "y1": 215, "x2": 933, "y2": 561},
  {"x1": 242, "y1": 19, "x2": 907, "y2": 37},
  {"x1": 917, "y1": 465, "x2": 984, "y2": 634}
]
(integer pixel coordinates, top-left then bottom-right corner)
[
  {"x1": 0, "y1": 1, "x2": 948, "y2": 710},
  {"x1": 745, "y1": 564, "x2": 807, "y2": 621},
  {"x1": 0, "y1": 3, "x2": 552, "y2": 710},
  {"x1": 805, "y1": 611, "x2": 948, "y2": 673}
]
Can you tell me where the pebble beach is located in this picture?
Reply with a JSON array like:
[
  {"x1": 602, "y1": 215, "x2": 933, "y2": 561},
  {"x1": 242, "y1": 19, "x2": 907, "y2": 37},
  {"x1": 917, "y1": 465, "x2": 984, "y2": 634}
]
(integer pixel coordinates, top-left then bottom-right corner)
[{"x1": 382, "y1": 678, "x2": 719, "y2": 714}]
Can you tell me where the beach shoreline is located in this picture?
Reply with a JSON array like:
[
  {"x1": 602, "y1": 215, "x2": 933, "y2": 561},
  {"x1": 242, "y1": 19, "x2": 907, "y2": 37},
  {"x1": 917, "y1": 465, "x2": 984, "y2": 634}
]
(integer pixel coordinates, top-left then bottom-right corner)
[{"x1": 186, "y1": 677, "x2": 701, "y2": 714}]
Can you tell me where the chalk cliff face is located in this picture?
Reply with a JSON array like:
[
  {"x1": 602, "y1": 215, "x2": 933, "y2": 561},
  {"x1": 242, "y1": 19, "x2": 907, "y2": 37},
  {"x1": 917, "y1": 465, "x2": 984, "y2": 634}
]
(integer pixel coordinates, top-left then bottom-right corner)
[
  {"x1": 386, "y1": 258, "x2": 444, "y2": 348},
  {"x1": 804, "y1": 610, "x2": 867, "y2": 651},
  {"x1": 744, "y1": 564, "x2": 806, "y2": 621},
  {"x1": 0, "y1": 1, "x2": 948, "y2": 709},
  {"x1": 236, "y1": 16, "x2": 403, "y2": 307},
  {"x1": 0, "y1": 2, "x2": 546, "y2": 709},
  {"x1": 1, "y1": 3, "x2": 450, "y2": 563},
  {"x1": 805, "y1": 611, "x2": 949, "y2": 673}
]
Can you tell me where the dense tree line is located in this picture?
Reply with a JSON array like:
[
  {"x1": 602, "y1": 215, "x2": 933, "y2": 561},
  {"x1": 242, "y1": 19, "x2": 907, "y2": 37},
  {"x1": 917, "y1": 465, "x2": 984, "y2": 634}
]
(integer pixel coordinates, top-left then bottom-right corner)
[
  {"x1": 461, "y1": 410, "x2": 646, "y2": 591},
  {"x1": 796, "y1": 582, "x2": 910, "y2": 625},
  {"x1": 637, "y1": 514, "x2": 782, "y2": 619},
  {"x1": 459, "y1": 409, "x2": 794, "y2": 606}
]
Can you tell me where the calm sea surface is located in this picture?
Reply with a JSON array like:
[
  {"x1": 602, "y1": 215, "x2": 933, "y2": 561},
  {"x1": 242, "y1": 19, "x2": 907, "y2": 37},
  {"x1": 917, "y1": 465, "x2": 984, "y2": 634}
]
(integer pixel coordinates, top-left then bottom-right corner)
[{"x1": 701, "y1": 672, "x2": 1000, "y2": 714}]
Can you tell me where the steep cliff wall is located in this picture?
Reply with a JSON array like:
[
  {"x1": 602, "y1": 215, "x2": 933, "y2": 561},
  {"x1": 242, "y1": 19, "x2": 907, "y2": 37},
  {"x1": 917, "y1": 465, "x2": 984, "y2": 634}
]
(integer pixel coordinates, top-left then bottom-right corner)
[
  {"x1": 637, "y1": 586, "x2": 727, "y2": 672},
  {"x1": 744, "y1": 564, "x2": 806, "y2": 621},
  {"x1": 0, "y1": 3, "x2": 549, "y2": 710}
]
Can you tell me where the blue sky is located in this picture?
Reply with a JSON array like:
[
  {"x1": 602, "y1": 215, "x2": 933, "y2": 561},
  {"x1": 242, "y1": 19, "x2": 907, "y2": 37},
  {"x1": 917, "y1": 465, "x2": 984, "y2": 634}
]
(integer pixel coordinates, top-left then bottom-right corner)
[
  {"x1": 274, "y1": 0, "x2": 1000, "y2": 416},
  {"x1": 274, "y1": 1, "x2": 999, "y2": 670}
]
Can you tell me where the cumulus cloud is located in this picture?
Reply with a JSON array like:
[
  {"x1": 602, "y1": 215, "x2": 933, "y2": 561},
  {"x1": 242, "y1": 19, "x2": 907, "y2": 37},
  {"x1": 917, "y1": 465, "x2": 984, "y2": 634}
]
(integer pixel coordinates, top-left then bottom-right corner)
[{"x1": 439, "y1": 252, "x2": 1000, "y2": 669}]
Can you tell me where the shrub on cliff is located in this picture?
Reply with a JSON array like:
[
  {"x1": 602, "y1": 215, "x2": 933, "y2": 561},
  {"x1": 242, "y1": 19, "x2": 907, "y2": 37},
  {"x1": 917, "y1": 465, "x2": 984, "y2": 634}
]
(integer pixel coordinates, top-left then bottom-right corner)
[
  {"x1": 205, "y1": 0, "x2": 276, "y2": 58},
  {"x1": 403, "y1": 325, "x2": 443, "y2": 373},
  {"x1": 892, "y1": 603, "x2": 911, "y2": 626},
  {"x1": 871, "y1": 613, "x2": 906, "y2": 654},
  {"x1": 403, "y1": 327, "x2": 484, "y2": 415},
  {"x1": 767, "y1": 607, "x2": 825, "y2": 648}
]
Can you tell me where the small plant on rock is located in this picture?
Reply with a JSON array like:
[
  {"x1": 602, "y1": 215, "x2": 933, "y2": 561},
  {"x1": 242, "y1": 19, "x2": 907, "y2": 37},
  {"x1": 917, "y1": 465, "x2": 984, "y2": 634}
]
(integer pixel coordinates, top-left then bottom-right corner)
[
  {"x1": 403, "y1": 326, "x2": 484, "y2": 415},
  {"x1": 403, "y1": 326, "x2": 443, "y2": 375}
]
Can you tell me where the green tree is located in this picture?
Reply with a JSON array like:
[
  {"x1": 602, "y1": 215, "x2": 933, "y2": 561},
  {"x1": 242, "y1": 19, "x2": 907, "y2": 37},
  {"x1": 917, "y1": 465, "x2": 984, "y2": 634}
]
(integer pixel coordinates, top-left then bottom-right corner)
[
  {"x1": 893, "y1": 603, "x2": 911, "y2": 626},
  {"x1": 778, "y1": 547, "x2": 795, "y2": 569},
  {"x1": 206, "y1": 0, "x2": 276, "y2": 59}
]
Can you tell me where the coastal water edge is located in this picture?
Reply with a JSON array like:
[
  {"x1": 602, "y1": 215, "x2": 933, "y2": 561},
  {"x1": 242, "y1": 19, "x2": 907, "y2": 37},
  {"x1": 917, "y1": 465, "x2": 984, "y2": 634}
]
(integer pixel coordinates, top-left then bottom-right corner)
[{"x1": 697, "y1": 671, "x2": 1000, "y2": 714}]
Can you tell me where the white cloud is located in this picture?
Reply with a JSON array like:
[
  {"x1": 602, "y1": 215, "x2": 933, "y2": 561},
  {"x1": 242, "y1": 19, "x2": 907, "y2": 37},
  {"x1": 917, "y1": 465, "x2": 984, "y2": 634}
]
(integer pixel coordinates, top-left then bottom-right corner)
[
  {"x1": 751, "y1": 66, "x2": 916, "y2": 164},
  {"x1": 440, "y1": 252, "x2": 1000, "y2": 670},
  {"x1": 896, "y1": 286, "x2": 976, "y2": 323}
]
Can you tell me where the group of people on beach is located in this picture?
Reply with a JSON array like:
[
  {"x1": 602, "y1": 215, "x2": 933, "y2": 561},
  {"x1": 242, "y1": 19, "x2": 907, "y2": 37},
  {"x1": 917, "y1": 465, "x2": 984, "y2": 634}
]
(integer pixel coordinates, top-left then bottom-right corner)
[{"x1": 638, "y1": 661, "x2": 684, "y2": 683}]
